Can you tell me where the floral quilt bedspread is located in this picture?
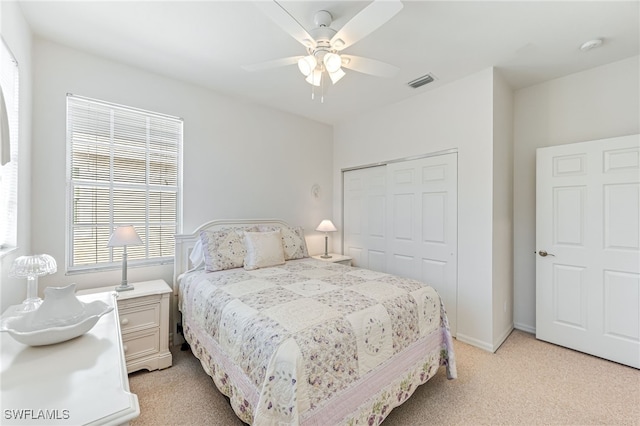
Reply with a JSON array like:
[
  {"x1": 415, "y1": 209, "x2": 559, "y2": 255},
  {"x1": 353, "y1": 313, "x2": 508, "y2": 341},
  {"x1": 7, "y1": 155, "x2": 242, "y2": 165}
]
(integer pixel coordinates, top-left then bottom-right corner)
[{"x1": 179, "y1": 258, "x2": 456, "y2": 425}]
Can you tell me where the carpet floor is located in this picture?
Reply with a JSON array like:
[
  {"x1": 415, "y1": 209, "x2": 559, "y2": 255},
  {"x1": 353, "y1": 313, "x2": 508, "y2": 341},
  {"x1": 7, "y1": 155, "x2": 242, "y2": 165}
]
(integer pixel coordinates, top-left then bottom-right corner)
[{"x1": 128, "y1": 330, "x2": 639, "y2": 425}]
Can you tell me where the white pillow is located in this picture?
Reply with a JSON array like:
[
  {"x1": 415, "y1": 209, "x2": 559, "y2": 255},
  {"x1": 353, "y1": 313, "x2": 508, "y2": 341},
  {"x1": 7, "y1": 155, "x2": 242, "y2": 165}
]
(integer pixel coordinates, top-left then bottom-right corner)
[
  {"x1": 189, "y1": 239, "x2": 204, "y2": 268},
  {"x1": 254, "y1": 225, "x2": 309, "y2": 260},
  {"x1": 243, "y1": 230, "x2": 285, "y2": 270}
]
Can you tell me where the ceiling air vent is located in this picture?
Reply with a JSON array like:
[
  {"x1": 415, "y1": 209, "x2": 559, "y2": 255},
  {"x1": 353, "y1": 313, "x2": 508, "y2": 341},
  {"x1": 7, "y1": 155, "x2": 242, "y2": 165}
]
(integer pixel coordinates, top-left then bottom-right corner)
[{"x1": 407, "y1": 73, "x2": 436, "y2": 89}]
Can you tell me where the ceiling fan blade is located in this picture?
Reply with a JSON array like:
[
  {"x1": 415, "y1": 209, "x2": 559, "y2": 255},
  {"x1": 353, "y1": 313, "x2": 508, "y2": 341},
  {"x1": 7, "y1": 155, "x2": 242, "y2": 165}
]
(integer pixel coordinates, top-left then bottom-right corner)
[
  {"x1": 242, "y1": 56, "x2": 303, "y2": 72},
  {"x1": 341, "y1": 55, "x2": 399, "y2": 78},
  {"x1": 255, "y1": 1, "x2": 316, "y2": 49},
  {"x1": 331, "y1": 0, "x2": 403, "y2": 51}
]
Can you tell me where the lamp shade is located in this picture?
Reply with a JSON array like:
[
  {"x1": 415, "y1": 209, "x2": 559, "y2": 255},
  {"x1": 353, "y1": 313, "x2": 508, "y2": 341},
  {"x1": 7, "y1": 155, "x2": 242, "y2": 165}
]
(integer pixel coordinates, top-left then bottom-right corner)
[
  {"x1": 328, "y1": 68, "x2": 346, "y2": 84},
  {"x1": 315, "y1": 220, "x2": 337, "y2": 233},
  {"x1": 305, "y1": 68, "x2": 323, "y2": 87},
  {"x1": 9, "y1": 254, "x2": 57, "y2": 278},
  {"x1": 297, "y1": 55, "x2": 317, "y2": 76},
  {"x1": 323, "y1": 53, "x2": 342, "y2": 73},
  {"x1": 107, "y1": 225, "x2": 143, "y2": 247}
]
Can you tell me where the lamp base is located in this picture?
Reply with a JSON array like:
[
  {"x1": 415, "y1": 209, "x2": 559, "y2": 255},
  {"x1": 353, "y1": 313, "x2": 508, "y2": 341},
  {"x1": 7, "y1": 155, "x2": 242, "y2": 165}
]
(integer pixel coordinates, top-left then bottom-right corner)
[
  {"x1": 115, "y1": 284, "x2": 135, "y2": 292},
  {"x1": 320, "y1": 254, "x2": 332, "y2": 259}
]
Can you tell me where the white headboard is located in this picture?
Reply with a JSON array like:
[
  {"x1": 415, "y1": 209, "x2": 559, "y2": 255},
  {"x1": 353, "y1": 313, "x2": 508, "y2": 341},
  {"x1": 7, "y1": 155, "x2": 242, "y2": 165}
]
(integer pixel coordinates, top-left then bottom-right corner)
[
  {"x1": 173, "y1": 218, "x2": 292, "y2": 286},
  {"x1": 172, "y1": 218, "x2": 293, "y2": 345}
]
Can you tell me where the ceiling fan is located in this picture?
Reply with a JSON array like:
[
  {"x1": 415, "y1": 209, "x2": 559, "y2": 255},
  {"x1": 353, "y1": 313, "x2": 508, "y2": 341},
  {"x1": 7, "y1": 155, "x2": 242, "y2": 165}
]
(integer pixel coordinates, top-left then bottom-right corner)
[{"x1": 243, "y1": 0, "x2": 403, "y2": 100}]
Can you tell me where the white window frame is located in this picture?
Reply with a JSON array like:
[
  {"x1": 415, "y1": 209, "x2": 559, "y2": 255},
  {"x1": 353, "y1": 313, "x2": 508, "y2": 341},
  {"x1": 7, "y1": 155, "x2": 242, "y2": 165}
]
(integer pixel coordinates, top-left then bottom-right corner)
[
  {"x1": 0, "y1": 36, "x2": 19, "y2": 255},
  {"x1": 66, "y1": 94, "x2": 183, "y2": 273}
]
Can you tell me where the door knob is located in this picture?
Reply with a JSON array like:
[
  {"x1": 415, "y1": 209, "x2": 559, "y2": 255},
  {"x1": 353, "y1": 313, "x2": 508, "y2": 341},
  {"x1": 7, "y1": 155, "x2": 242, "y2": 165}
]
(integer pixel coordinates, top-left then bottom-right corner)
[{"x1": 537, "y1": 250, "x2": 555, "y2": 257}]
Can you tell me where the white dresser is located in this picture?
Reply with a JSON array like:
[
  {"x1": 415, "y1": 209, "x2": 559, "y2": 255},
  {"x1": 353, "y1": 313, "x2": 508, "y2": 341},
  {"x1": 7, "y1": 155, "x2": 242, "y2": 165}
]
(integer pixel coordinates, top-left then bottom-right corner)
[{"x1": 0, "y1": 292, "x2": 140, "y2": 425}]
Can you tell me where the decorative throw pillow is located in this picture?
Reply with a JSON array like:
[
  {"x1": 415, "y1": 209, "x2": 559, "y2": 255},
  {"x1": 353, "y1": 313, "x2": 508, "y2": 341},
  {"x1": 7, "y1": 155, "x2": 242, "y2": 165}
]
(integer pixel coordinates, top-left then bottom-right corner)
[
  {"x1": 254, "y1": 225, "x2": 309, "y2": 260},
  {"x1": 243, "y1": 230, "x2": 286, "y2": 270},
  {"x1": 200, "y1": 228, "x2": 246, "y2": 272},
  {"x1": 281, "y1": 226, "x2": 309, "y2": 260}
]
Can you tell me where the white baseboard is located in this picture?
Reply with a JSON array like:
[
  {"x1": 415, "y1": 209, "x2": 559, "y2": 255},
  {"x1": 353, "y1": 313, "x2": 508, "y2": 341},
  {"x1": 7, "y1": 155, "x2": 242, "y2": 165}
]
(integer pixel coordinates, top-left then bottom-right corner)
[
  {"x1": 514, "y1": 322, "x2": 536, "y2": 334},
  {"x1": 457, "y1": 324, "x2": 515, "y2": 353},
  {"x1": 456, "y1": 333, "x2": 495, "y2": 352},
  {"x1": 492, "y1": 325, "x2": 514, "y2": 352}
]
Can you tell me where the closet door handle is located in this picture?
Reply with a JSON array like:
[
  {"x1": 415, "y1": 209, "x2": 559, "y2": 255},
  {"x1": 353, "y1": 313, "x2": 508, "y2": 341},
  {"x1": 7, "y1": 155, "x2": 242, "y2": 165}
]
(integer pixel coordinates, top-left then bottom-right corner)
[{"x1": 537, "y1": 250, "x2": 555, "y2": 257}]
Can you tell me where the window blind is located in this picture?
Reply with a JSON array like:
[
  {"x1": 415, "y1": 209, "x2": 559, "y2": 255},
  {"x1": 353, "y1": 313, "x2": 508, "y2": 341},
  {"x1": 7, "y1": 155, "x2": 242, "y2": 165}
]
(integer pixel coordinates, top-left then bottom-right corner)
[
  {"x1": 66, "y1": 95, "x2": 182, "y2": 271},
  {"x1": 0, "y1": 36, "x2": 19, "y2": 249}
]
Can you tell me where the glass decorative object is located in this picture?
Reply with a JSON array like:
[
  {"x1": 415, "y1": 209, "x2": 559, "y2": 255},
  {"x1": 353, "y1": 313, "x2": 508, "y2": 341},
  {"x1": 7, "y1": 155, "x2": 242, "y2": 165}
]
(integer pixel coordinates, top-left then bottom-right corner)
[{"x1": 8, "y1": 254, "x2": 57, "y2": 312}]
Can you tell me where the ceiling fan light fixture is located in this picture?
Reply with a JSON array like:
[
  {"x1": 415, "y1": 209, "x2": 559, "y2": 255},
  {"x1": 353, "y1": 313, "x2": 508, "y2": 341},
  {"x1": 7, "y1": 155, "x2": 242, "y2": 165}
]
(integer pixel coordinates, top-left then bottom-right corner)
[
  {"x1": 250, "y1": 1, "x2": 402, "y2": 101},
  {"x1": 323, "y1": 53, "x2": 342, "y2": 73},
  {"x1": 328, "y1": 68, "x2": 345, "y2": 84},
  {"x1": 305, "y1": 69, "x2": 322, "y2": 86},
  {"x1": 298, "y1": 55, "x2": 317, "y2": 76}
]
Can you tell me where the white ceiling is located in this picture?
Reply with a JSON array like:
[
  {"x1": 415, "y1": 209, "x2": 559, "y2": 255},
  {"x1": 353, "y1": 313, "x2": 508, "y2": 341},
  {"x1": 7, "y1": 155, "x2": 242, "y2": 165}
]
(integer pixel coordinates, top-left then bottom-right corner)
[{"x1": 18, "y1": 0, "x2": 640, "y2": 125}]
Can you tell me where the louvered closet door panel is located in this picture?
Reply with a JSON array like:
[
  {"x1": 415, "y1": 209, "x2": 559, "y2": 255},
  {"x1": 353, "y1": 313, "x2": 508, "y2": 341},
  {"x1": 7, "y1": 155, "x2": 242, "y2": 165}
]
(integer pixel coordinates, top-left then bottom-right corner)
[
  {"x1": 387, "y1": 154, "x2": 458, "y2": 335},
  {"x1": 343, "y1": 166, "x2": 387, "y2": 271}
]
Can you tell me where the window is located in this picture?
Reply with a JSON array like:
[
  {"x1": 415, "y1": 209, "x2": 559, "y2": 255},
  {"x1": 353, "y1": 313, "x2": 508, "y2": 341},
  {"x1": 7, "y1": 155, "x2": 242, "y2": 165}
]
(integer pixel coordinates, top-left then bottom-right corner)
[
  {"x1": 66, "y1": 95, "x2": 182, "y2": 272},
  {"x1": 0, "y1": 37, "x2": 19, "y2": 252}
]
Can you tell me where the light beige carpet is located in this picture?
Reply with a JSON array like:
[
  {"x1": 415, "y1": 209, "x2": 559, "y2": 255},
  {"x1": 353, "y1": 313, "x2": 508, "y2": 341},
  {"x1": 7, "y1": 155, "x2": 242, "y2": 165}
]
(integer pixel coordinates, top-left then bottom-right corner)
[{"x1": 128, "y1": 330, "x2": 639, "y2": 425}]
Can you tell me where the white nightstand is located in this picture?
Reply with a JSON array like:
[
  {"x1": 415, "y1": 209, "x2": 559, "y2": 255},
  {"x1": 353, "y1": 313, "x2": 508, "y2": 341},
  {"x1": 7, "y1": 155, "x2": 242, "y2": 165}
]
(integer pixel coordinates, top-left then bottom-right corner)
[
  {"x1": 311, "y1": 253, "x2": 352, "y2": 266},
  {"x1": 79, "y1": 279, "x2": 173, "y2": 373}
]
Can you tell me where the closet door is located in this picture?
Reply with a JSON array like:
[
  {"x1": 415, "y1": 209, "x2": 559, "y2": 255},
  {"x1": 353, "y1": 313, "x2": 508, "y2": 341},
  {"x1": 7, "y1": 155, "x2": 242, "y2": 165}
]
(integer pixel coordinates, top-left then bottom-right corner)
[
  {"x1": 343, "y1": 166, "x2": 387, "y2": 271},
  {"x1": 387, "y1": 154, "x2": 458, "y2": 334}
]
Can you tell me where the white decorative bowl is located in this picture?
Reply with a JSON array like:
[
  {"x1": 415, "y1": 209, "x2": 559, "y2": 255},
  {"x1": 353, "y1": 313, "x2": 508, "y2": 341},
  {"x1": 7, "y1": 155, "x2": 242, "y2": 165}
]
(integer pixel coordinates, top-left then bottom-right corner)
[{"x1": 0, "y1": 284, "x2": 113, "y2": 346}]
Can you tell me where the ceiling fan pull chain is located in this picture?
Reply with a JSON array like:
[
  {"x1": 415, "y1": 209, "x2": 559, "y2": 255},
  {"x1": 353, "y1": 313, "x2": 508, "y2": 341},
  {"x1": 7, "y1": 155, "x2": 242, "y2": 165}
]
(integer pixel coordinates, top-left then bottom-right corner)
[{"x1": 321, "y1": 70, "x2": 325, "y2": 103}]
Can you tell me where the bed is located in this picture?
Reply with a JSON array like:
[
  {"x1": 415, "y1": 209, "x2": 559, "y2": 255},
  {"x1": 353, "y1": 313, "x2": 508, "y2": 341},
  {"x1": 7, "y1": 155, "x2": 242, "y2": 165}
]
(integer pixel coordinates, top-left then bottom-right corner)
[{"x1": 174, "y1": 219, "x2": 456, "y2": 425}]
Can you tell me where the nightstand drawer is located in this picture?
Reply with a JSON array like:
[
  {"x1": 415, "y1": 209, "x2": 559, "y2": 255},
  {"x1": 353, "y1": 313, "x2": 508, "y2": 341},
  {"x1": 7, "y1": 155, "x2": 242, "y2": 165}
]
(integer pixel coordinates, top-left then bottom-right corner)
[
  {"x1": 123, "y1": 328, "x2": 160, "y2": 362},
  {"x1": 77, "y1": 279, "x2": 173, "y2": 373},
  {"x1": 118, "y1": 303, "x2": 160, "y2": 333}
]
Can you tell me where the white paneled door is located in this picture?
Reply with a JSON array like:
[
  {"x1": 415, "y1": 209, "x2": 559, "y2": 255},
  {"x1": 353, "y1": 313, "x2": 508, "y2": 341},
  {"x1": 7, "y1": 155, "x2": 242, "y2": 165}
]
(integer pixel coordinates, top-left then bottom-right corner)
[
  {"x1": 344, "y1": 153, "x2": 458, "y2": 335},
  {"x1": 536, "y1": 135, "x2": 640, "y2": 368},
  {"x1": 343, "y1": 165, "x2": 388, "y2": 271},
  {"x1": 387, "y1": 154, "x2": 458, "y2": 335}
]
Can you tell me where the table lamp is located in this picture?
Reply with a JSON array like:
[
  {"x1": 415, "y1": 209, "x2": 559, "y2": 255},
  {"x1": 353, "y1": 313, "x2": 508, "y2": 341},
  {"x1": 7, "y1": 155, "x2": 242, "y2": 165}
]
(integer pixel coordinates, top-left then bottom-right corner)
[
  {"x1": 315, "y1": 219, "x2": 337, "y2": 259},
  {"x1": 9, "y1": 254, "x2": 57, "y2": 312},
  {"x1": 107, "y1": 225, "x2": 143, "y2": 292}
]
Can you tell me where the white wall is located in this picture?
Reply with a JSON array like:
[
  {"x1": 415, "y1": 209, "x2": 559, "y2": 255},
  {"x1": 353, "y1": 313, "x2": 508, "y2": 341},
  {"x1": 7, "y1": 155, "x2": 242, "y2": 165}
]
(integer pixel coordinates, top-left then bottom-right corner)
[
  {"x1": 492, "y1": 70, "x2": 514, "y2": 348},
  {"x1": 29, "y1": 39, "x2": 333, "y2": 298},
  {"x1": 0, "y1": 2, "x2": 33, "y2": 313},
  {"x1": 6, "y1": 1, "x2": 637, "y2": 352},
  {"x1": 334, "y1": 68, "x2": 503, "y2": 350},
  {"x1": 513, "y1": 56, "x2": 640, "y2": 332}
]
